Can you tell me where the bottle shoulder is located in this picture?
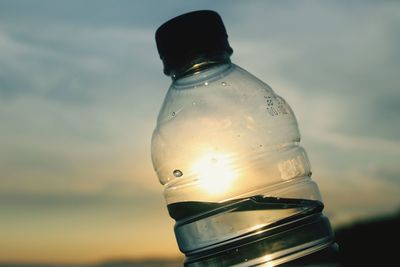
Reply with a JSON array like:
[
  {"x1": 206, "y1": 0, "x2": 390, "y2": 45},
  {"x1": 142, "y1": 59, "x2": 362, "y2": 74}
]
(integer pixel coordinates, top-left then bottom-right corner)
[
  {"x1": 170, "y1": 63, "x2": 234, "y2": 89},
  {"x1": 156, "y1": 63, "x2": 298, "y2": 129},
  {"x1": 169, "y1": 63, "x2": 272, "y2": 91}
]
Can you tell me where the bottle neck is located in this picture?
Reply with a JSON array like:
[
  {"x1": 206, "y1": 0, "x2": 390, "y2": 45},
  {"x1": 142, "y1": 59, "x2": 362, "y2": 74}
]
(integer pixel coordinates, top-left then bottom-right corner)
[{"x1": 170, "y1": 51, "x2": 232, "y2": 81}]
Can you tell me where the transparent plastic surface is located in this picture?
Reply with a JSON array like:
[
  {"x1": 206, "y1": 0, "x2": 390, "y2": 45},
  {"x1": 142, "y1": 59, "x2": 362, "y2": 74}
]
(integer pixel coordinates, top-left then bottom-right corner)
[
  {"x1": 151, "y1": 62, "x2": 334, "y2": 265},
  {"x1": 152, "y1": 63, "x2": 320, "y2": 204}
]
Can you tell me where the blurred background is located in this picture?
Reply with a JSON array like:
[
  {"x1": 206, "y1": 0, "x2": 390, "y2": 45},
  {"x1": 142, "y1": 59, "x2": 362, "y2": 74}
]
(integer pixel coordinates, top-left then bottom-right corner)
[{"x1": 0, "y1": 0, "x2": 399, "y2": 266}]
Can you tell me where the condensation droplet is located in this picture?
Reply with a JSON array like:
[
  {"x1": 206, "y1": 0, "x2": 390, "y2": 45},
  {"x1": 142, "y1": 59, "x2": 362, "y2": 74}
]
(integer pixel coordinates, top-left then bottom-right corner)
[
  {"x1": 204, "y1": 82, "x2": 209, "y2": 86},
  {"x1": 171, "y1": 112, "x2": 175, "y2": 117},
  {"x1": 192, "y1": 101, "x2": 196, "y2": 105},
  {"x1": 221, "y1": 81, "x2": 227, "y2": 86},
  {"x1": 173, "y1": 169, "x2": 183, "y2": 177}
]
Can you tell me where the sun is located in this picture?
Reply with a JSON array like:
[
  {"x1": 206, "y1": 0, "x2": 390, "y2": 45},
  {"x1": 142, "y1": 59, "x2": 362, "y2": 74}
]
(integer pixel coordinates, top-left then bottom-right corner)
[{"x1": 191, "y1": 152, "x2": 238, "y2": 195}]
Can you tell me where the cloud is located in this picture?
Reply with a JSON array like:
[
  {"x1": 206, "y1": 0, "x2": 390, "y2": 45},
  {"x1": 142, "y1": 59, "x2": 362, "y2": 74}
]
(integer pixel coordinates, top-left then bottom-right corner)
[
  {"x1": 219, "y1": 1, "x2": 400, "y2": 228},
  {"x1": 1, "y1": 0, "x2": 398, "y2": 205},
  {"x1": 319, "y1": 167, "x2": 400, "y2": 227},
  {"x1": 0, "y1": 95, "x2": 160, "y2": 196},
  {"x1": 0, "y1": 24, "x2": 161, "y2": 100},
  {"x1": 0, "y1": 21, "x2": 165, "y2": 196},
  {"x1": 225, "y1": 1, "x2": 400, "y2": 160}
]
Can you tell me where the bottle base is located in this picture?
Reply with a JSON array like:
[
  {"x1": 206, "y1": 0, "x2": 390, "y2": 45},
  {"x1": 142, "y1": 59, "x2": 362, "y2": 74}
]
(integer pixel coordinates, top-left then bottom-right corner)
[{"x1": 184, "y1": 213, "x2": 335, "y2": 267}]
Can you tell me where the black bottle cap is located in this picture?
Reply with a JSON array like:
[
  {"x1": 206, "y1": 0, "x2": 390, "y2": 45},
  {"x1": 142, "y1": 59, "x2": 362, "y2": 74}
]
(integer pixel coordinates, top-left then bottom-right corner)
[{"x1": 155, "y1": 10, "x2": 233, "y2": 76}]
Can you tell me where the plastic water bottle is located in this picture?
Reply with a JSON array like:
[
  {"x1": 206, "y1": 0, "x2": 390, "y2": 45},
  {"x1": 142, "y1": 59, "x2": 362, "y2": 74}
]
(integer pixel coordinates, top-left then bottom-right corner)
[{"x1": 152, "y1": 10, "x2": 339, "y2": 266}]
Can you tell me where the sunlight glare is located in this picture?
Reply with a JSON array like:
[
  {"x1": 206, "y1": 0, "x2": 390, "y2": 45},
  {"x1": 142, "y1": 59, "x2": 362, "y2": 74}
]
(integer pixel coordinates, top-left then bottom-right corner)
[{"x1": 191, "y1": 153, "x2": 238, "y2": 195}]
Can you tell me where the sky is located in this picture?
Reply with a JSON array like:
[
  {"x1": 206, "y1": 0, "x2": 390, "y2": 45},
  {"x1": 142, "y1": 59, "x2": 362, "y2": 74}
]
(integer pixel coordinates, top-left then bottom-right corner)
[{"x1": 0, "y1": 0, "x2": 399, "y2": 264}]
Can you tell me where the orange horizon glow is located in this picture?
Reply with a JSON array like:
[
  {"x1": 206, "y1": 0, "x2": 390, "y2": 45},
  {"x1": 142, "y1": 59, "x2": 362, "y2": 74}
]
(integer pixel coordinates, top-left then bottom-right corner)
[{"x1": 0, "y1": 235, "x2": 181, "y2": 264}]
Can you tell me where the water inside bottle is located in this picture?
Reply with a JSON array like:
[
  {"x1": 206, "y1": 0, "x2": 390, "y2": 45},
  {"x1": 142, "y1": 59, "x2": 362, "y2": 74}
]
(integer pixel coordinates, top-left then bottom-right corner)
[{"x1": 168, "y1": 196, "x2": 323, "y2": 253}]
